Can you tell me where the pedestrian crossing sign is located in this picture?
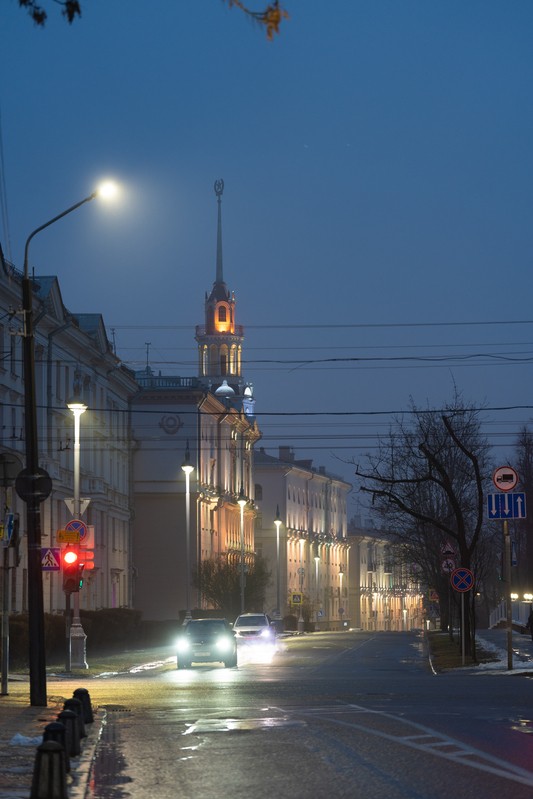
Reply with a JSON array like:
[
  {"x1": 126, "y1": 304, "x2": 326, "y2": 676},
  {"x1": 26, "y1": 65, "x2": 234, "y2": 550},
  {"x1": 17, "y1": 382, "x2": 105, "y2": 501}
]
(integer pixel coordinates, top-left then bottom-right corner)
[{"x1": 41, "y1": 547, "x2": 61, "y2": 571}]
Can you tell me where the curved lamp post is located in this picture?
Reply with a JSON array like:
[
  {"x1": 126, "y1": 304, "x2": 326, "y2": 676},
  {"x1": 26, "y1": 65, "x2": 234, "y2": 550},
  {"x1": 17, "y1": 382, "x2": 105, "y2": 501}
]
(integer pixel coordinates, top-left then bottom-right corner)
[
  {"x1": 181, "y1": 442, "x2": 194, "y2": 622},
  {"x1": 18, "y1": 182, "x2": 118, "y2": 705}
]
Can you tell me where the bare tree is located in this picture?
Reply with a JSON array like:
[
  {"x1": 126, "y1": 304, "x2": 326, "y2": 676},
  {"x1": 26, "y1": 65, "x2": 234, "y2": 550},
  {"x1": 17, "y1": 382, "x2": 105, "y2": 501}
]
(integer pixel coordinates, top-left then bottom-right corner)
[
  {"x1": 18, "y1": 0, "x2": 289, "y2": 39},
  {"x1": 514, "y1": 426, "x2": 533, "y2": 593},
  {"x1": 354, "y1": 396, "x2": 491, "y2": 656},
  {"x1": 192, "y1": 556, "x2": 271, "y2": 619}
]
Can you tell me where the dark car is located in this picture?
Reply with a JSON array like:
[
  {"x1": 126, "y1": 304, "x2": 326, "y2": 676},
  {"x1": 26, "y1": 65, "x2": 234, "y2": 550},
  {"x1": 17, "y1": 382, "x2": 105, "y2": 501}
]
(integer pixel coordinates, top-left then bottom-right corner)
[{"x1": 176, "y1": 618, "x2": 237, "y2": 669}]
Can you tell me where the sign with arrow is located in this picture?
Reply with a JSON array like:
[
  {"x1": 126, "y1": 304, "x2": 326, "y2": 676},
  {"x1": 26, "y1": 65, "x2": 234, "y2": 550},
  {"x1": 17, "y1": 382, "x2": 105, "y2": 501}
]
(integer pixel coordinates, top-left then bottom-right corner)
[{"x1": 487, "y1": 492, "x2": 527, "y2": 520}]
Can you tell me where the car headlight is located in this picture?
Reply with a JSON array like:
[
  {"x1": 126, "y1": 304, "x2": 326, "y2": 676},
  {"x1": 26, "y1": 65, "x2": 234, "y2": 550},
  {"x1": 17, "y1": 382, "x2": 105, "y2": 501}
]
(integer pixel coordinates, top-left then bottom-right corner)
[
  {"x1": 260, "y1": 627, "x2": 273, "y2": 639},
  {"x1": 215, "y1": 636, "x2": 233, "y2": 653},
  {"x1": 176, "y1": 637, "x2": 190, "y2": 653}
]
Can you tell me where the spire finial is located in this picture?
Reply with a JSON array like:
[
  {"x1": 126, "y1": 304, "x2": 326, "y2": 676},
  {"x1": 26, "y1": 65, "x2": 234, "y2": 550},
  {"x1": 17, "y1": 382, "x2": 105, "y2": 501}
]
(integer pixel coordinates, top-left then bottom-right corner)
[{"x1": 214, "y1": 179, "x2": 224, "y2": 284}]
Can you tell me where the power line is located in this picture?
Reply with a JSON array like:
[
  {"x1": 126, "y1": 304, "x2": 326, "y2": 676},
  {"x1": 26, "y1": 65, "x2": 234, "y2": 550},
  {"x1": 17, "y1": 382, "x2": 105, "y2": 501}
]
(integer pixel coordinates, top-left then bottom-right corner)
[{"x1": 109, "y1": 319, "x2": 533, "y2": 331}]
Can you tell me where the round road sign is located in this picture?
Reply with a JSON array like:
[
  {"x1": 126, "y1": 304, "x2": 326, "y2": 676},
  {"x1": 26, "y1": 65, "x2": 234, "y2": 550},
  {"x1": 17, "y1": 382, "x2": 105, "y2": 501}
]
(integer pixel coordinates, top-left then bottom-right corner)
[
  {"x1": 65, "y1": 518, "x2": 88, "y2": 543},
  {"x1": 450, "y1": 567, "x2": 474, "y2": 593},
  {"x1": 492, "y1": 466, "x2": 518, "y2": 492},
  {"x1": 15, "y1": 467, "x2": 52, "y2": 503}
]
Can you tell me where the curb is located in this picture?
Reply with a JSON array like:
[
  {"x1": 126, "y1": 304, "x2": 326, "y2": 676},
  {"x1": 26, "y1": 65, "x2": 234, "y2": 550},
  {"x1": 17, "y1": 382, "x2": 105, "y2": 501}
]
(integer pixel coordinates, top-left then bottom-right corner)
[{"x1": 68, "y1": 707, "x2": 106, "y2": 799}]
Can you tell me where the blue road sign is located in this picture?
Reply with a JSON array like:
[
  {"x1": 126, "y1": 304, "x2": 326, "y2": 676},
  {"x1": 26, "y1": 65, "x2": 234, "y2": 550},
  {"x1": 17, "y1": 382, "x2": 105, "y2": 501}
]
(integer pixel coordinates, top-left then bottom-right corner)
[
  {"x1": 65, "y1": 518, "x2": 88, "y2": 542},
  {"x1": 41, "y1": 547, "x2": 61, "y2": 571},
  {"x1": 487, "y1": 492, "x2": 527, "y2": 520},
  {"x1": 451, "y1": 567, "x2": 474, "y2": 593}
]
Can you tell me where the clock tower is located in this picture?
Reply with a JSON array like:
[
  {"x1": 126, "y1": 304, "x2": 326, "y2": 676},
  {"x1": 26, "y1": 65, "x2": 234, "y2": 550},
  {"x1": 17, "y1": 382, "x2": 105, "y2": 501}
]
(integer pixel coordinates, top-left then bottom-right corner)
[{"x1": 195, "y1": 179, "x2": 244, "y2": 394}]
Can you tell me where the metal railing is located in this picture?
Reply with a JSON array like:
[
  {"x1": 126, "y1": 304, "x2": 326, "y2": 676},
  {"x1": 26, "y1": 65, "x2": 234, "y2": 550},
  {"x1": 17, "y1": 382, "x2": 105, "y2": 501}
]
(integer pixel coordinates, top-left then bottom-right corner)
[{"x1": 135, "y1": 375, "x2": 201, "y2": 389}]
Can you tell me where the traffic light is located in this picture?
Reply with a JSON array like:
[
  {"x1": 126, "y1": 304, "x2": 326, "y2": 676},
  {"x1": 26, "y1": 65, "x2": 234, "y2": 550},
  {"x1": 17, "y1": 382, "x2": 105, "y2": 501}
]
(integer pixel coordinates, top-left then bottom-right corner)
[
  {"x1": 79, "y1": 549, "x2": 95, "y2": 571},
  {"x1": 62, "y1": 546, "x2": 83, "y2": 593}
]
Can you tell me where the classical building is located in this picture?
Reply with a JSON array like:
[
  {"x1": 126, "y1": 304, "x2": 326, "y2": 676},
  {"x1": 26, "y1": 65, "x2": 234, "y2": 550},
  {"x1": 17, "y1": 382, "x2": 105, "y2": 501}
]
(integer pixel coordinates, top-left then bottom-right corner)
[
  {"x1": 0, "y1": 246, "x2": 138, "y2": 615},
  {"x1": 347, "y1": 520, "x2": 425, "y2": 631},
  {"x1": 131, "y1": 181, "x2": 261, "y2": 621},
  {"x1": 254, "y1": 446, "x2": 352, "y2": 629}
]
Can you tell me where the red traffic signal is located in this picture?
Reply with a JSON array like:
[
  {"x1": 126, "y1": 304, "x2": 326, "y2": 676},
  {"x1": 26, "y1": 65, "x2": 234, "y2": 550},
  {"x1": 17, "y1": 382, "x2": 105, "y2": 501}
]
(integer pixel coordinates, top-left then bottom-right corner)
[
  {"x1": 79, "y1": 549, "x2": 95, "y2": 571},
  {"x1": 62, "y1": 546, "x2": 83, "y2": 593}
]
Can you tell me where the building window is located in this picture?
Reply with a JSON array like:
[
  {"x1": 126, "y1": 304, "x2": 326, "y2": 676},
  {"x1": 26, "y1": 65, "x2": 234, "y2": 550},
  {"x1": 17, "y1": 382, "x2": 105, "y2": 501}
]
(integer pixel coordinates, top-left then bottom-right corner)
[
  {"x1": 218, "y1": 306, "x2": 227, "y2": 322},
  {"x1": 255, "y1": 483, "x2": 263, "y2": 501}
]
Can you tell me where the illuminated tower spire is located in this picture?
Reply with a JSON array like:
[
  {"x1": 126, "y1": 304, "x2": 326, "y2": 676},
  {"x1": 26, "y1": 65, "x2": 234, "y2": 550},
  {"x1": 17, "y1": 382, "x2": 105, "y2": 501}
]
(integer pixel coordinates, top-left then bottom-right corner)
[{"x1": 195, "y1": 180, "x2": 244, "y2": 388}]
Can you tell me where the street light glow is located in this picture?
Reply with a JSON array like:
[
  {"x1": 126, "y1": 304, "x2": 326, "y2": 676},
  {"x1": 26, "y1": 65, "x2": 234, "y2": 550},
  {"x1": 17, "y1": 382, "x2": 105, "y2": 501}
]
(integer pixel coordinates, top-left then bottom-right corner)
[
  {"x1": 67, "y1": 400, "x2": 87, "y2": 416},
  {"x1": 96, "y1": 180, "x2": 119, "y2": 201},
  {"x1": 181, "y1": 442, "x2": 194, "y2": 621}
]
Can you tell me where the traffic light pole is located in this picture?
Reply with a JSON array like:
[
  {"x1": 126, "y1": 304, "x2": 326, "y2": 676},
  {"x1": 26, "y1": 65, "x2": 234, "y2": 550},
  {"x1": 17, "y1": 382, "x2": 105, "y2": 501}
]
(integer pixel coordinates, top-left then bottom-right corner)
[
  {"x1": 69, "y1": 404, "x2": 88, "y2": 668},
  {"x1": 21, "y1": 273, "x2": 47, "y2": 706},
  {"x1": 65, "y1": 591, "x2": 71, "y2": 673}
]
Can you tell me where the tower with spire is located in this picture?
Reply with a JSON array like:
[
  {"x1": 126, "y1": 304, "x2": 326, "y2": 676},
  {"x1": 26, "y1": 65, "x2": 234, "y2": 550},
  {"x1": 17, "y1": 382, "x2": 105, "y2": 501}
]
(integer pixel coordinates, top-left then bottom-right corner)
[{"x1": 195, "y1": 179, "x2": 244, "y2": 396}]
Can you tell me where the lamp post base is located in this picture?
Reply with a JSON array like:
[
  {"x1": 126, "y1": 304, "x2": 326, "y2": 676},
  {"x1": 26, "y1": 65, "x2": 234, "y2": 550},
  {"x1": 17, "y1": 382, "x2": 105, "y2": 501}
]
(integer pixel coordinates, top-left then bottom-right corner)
[
  {"x1": 70, "y1": 623, "x2": 88, "y2": 669},
  {"x1": 297, "y1": 616, "x2": 304, "y2": 633}
]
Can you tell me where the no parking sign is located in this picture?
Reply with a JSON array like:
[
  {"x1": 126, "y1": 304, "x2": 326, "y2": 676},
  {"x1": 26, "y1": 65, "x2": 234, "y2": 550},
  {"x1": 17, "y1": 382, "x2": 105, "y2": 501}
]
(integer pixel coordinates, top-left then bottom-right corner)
[{"x1": 450, "y1": 567, "x2": 474, "y2": 593}]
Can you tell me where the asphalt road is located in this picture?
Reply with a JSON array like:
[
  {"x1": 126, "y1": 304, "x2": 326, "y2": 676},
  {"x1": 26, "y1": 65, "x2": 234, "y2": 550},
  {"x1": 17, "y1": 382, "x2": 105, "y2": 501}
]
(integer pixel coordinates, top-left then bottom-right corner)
[{"x1": 72, "y1": 631, "x2": 533, "y2": 799}]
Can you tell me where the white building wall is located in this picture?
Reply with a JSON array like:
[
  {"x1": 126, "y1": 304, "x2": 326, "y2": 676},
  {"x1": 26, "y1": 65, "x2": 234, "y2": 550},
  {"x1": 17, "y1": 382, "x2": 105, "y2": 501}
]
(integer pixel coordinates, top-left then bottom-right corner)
[
  {"x1": 347, "y1": 530, "x2": 425, "y2": 631},
  {"x1": 254, "y1": 448, "x2": 351, "y2": 629},
  {"x1": 0, "y1": 257, "x2": 137, "y2": 617}
]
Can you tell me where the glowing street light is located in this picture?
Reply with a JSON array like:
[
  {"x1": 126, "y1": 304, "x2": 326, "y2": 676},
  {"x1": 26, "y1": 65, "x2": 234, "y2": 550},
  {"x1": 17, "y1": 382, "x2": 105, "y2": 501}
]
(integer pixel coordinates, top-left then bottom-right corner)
[
  {"x1": 16, "y1": 182, "x2": 119, "y2": 706},
  {"x1": 274, "y1": 506, "x2": 282, "y2": 619},
  {"x1": 314, "y1": 553, "x2": 320, "y2": 624},
  {"x1": 298, "y1": 536, "x2": 306, "y2": 633},
  {"x1": 238, "y1": 486, "x2": 247, "y2": 614},
  {"x1": 67, "y1": 399, "x2": 88, "y2": 670},
  {"x1": 181, "y1": 442, "x2": 194, "y2": 622}
]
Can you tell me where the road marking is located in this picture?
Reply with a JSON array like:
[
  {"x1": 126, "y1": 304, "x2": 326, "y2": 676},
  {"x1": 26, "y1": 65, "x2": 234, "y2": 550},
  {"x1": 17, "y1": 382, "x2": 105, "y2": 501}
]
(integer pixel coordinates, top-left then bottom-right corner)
[
  {"x1": 183, "y1": 717, "x2": 305, "y2": 734},
  {"x1": 291, "y1": 703, "x2": 533, "y2": 789}
]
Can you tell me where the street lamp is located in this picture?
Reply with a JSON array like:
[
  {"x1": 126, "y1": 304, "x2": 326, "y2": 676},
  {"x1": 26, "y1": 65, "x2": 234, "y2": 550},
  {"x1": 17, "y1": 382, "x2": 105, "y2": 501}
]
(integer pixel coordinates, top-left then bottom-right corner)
[
  {"x1": 17, "y1": 182, "x2": 118, "y2": 707},
  {"x1": 181, "y1": 442, "x2": 194, "y2": 623},
  {"x1": 274, "y1": 506, "x2": 282, "y2": 619},
  {"x1": 339, "y1": 566, "x2": 345, "y2": 623},
  {"x1": 314, "y1": 554, "x2": 320, "y2": 625},
  {"x1": 298, "y1": 536, "x2": 306, "y2": 633},
  {"x1": 67, "y1": 399, "x2": 87, "y2": 669},
  {"x1": 238, "y1": 486, "x2": 247, "y2": 614}
]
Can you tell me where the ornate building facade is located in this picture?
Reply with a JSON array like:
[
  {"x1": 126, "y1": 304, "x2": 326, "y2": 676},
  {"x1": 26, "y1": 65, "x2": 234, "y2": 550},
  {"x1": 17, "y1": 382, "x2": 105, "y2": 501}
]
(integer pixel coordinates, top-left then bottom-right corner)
[
  {"x1": 0, "y1": 246, "x2": 138, "y2": 616},
  {"x1": 254, "y1": 446, "x2": 352, "y2": 629},
  {"x1": 131, "y1": 181, "x2": 261, "y2": 621},
  {"x1": 347, "y1": 522, "x2": 425, "y2": 631}
]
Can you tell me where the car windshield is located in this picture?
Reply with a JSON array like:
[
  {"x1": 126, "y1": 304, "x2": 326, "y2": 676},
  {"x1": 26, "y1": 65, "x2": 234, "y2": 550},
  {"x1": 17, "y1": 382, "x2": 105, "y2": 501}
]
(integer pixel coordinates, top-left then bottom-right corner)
[
  {"x1": 186, "y1": 621, "x2": 227, "y2": 635},
  {"x1": 235, "y1": 616, "x2": 267, "y2": 626}
]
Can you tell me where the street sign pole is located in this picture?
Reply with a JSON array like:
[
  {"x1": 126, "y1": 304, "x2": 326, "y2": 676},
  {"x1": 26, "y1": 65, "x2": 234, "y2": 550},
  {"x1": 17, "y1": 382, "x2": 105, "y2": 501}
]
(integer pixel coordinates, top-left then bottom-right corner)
[
  {"x1": 461, "y1": 593, "x2": 465, "y2": 666},
  {"x1": 491, "y1": 465, "x2": 519, "y2": 672},
  {"x1": 450, "y1": 568, "x2": 474, "y2": 664},
  {"x1": 504, "y1": 518, "x2": 513, "y2": 671}
]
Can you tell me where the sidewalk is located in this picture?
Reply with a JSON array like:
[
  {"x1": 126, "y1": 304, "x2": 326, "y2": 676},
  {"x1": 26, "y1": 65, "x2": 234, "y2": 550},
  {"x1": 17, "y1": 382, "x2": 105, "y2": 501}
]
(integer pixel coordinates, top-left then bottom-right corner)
[
  {"x1": 475, "y1": 626, "x2": 533, "y2": 670},
  {"x1": 0, "y1": 679, "x2": 102, "y2": 799},
  {"x1": 0, "y1": 647, "x2": 174, "y2": 798}
]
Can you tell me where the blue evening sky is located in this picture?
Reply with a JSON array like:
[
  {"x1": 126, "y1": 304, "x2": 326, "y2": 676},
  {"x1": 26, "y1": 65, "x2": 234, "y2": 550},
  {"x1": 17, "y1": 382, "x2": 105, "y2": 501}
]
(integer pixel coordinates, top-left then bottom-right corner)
[{"x1": 1, "y1": 1, "x2": 532, "y2": 497}]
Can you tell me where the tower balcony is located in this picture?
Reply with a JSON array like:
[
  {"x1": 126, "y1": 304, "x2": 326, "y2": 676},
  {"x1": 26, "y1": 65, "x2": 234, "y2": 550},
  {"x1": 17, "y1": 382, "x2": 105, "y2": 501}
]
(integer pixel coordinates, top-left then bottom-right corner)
[{"x1": 195, "y1": 324, "x2": 244, "y2": 339}]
